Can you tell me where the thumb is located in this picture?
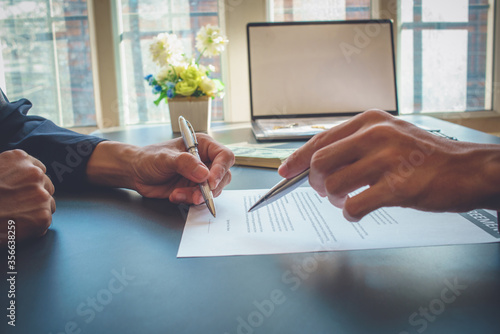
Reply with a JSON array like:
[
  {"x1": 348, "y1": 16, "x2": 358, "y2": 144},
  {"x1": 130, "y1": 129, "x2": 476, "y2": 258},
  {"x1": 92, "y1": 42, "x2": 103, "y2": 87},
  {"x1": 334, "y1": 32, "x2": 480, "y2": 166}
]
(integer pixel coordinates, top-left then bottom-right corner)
[
  {"x1": 279, "y1": 145, "x2": 315, "y2": 179},
  {"x1": 172, "y1": 152, "x2": 210, "y2": 183}
]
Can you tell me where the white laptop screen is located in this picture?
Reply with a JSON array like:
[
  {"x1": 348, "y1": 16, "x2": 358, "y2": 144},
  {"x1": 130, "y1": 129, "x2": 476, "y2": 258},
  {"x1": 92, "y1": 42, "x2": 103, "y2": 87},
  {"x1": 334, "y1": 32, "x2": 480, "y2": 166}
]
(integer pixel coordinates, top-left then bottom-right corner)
[{"x1": 247, "y1": 20, "x2": 398, "y2": 119}]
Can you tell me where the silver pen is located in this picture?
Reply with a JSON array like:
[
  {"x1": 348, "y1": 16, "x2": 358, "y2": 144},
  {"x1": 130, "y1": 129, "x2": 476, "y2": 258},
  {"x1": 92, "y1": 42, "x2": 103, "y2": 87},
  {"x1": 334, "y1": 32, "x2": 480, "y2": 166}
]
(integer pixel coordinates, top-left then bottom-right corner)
[
  {"x1": 248, "y1": 168, "x2": 310, "y2": 212},
  {"x1": 178, "y1": 116, "x2": 216, "y2": 217}
]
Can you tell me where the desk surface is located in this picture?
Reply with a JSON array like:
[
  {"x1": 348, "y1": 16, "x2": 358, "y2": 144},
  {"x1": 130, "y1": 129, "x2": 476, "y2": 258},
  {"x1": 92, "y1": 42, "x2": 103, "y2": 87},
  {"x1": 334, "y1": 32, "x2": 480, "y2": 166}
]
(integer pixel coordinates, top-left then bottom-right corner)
[{"x1": 2, "y1": 116, "x2": 500, "y2": 334}]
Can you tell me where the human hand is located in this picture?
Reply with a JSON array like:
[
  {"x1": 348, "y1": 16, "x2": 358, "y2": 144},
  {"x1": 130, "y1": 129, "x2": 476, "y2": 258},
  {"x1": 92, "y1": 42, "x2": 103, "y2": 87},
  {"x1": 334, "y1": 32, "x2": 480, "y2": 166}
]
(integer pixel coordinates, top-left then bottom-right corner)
[
  {"x1": 278, "y1": 109, "x2": 500, "y2": 221},
  {"x1": 130, "y1": 133, "x2": 235, "y2": 204},
  {"x1": 0, "y1": 150, "x2": 56, "y2": 245},
  {"x1": 87, "y1": 134, "x2": 235, "y2": 205}
]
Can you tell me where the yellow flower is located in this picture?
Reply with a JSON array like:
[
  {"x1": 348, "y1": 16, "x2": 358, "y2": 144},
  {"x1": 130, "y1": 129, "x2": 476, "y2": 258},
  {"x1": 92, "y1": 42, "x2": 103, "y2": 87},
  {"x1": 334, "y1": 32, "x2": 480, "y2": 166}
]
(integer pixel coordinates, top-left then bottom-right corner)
[
  {"x1": 173, "y1": 64, "x2": 187, "y2": 78},
  {"x1": 180, "y1": 65, "x2": 202, "y2": 84},
  {"x1": 175, "y1": 80, "x2": 198, "y2": 96}
]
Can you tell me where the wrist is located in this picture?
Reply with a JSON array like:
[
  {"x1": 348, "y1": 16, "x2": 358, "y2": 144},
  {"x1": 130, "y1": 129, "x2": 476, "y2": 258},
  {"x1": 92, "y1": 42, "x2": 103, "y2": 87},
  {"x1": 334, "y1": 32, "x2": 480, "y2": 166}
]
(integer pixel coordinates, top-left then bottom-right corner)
[
  {"x1": 86, "y1": 141, "x2": 139, "y2": 189},
  {"x1": 479, "y1": 146, "x2": 500, "y2": 210}
]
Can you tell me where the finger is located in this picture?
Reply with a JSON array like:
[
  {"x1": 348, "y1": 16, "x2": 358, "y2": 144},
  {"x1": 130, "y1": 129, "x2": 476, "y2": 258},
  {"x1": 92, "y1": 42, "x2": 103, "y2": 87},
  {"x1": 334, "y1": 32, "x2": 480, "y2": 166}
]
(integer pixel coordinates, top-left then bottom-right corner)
[
  {"x1": 43, "y1": 175, "x2": 55, "y2": 196},
  {"x1": 279, "y1": 109, "x2": 394, "y2": 179},
  {"x1": 211, "y1": 169, "x2": 232, "y2": 197},
  {"x1": 279, "y1": 115, "x2": 363, "y2": 178},
  {"x1": 341, "y1": 183, "x2": 393, "y2": 222},
  {"x1": 321, "y1": 154, "x2": 385, "y2": 205},
  {"x1": 50, "y1": 196, "x2": 56, "y2": 214},
  {"x1": 308, "y1": 138, "x2": 362, "y2": 196},
  {"x1": 207, "y1": 161, "x2": 232, "y2": 190},
  {"x1": 169, "y1": 187, "x2": 205, "y2": 205},
  {"x1": 197, "y1": 135, "x2": 235, "y2": 189},
  {"x1": 27, "y1": 155, "x2": 47, "y2": 174},
  {"x1": 170, "y1": 152, "x2": 210, "y2": 183}
]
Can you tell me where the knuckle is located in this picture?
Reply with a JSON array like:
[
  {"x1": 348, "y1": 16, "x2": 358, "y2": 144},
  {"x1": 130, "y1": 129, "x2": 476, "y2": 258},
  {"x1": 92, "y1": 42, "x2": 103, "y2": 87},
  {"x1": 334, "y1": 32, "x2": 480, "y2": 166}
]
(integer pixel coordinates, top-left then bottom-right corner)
[
  {"x1": 25, "y1": 165, "x2": 45, "y2": 182},
  {"x1": 324, "y1": 174, "x2": 341, "y2": 195},
  {"x1": 9, "y1": 149, "x2": 28, "y2": 158},
  {"x1": 35, "y1": 187, "x2": 52, "y2": 202},
  {"x1": 309, "y1": 152, "x2": 322, "y2": 172},
  {"x1": 362, "y1": 108, "x2": 391, "y2": 120},
  {"x1": 218, "y1": 164, "x2": 228, "y2": 178},
  {"x1": 310, "y1": 148, "x2": 333, "y2": 175},
  {"x1": 47, "y1": 179, "x2": 56, "y2": 195},
  {"x1": 171, "y1": 152, "x2": 192, "y2": 171},
  {"x1": 377, "y1": 147, "x2": 400, "y2": 166},
  {"x1": 361, "y1": 123, "x2": 394, "y2": 142},
  {"x1": 309, "y1": 132, "x2": 328, "y2": 152},
  {"x1": 1, "y1": 149, "x2": 27, "y2": 163}
]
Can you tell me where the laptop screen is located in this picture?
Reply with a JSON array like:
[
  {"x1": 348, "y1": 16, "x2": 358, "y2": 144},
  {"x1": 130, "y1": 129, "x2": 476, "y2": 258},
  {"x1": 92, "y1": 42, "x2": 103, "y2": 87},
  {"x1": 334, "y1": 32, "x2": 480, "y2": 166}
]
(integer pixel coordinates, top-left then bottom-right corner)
[{"x1": 247, "y1": 20, "x2": 398, "y2": 119}]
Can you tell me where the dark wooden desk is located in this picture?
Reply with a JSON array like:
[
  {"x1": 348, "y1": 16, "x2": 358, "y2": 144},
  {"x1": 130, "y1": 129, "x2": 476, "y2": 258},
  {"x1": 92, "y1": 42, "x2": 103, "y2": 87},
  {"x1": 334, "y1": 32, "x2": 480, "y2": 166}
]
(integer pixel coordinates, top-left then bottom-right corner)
[{"x1": 2, "y1": 116, "x2": 499, "y2": 334}]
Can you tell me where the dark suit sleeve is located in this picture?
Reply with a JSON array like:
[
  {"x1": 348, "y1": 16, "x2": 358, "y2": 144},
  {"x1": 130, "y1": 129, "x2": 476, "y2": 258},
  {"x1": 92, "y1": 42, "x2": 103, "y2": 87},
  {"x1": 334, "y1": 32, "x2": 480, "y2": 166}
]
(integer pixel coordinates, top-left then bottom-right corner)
[{"x1": 0, "y1": 90, "x2": 107, "y2": 189}]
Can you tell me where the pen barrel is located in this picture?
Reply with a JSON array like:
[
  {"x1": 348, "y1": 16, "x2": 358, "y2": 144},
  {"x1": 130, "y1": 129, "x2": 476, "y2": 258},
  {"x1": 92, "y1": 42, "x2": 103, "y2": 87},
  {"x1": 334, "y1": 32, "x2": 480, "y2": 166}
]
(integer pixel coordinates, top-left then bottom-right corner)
[
  {"x1": 199, "y1": 181, "x2": 212, "y2": 202},
  {"x1": 188, "y1": 146, "x2": 216, "y2": 216},
  {"x1": 188, "y1": 146, "x2": 200, "y2": 158},
  {"x1": 187, "y1": 147, "x2": 211, "y2": 199},
  {"x1": 179, "y1": 116, "x2": 216, "y2": 217}
]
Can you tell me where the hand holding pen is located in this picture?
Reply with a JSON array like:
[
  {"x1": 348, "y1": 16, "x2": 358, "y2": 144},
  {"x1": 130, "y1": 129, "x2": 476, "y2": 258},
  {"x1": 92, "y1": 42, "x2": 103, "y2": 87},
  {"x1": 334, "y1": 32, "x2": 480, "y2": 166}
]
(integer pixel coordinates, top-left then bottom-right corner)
[{"x1": 179, "y1": 116, "x2": 231, "y2": 217}]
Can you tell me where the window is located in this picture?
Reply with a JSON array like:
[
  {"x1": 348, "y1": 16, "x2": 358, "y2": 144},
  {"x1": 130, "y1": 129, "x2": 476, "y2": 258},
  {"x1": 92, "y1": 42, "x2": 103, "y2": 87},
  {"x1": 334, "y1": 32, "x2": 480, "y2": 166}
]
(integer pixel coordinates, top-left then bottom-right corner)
[
  {"x1": 116, "y1": 0, "x2": 224, "y2": 125},
  {"x1": 1, "y1": 1, "x2": 496, "y2": 129},
  {"x1": 268, "y1": 0, "x2": 496, "y2": 115},
  {"x1": 0, "y1": 0, "x2": 96, "y2": 127},
  {"x1": 399, "y1": 0, "x2": 495, "y2": 113},
  {"x1": 269, "y1": 0, "x2": 371, "y2": 21}
]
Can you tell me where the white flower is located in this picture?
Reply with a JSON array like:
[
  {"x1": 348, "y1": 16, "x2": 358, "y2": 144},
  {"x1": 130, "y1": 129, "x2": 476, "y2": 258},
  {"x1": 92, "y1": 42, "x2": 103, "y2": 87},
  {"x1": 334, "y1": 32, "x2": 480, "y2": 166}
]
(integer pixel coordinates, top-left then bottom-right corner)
[
  {"x1": 195, "y1": 24, "x2": 228, "y2": 58},
  {"x1": 149, "y1": 33, "x2": 185, "y2": 67},
  {"x1": 199, "y1": 77, "x2": 218, "y2": 96},
  {"x1": 155, "y1": 67, "x2": 171, "y2": 82}
]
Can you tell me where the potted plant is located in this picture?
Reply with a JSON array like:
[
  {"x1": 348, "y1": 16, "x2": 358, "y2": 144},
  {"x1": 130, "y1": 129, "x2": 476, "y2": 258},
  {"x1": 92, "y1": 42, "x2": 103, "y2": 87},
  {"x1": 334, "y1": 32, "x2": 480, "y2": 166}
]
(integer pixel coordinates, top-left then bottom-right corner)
[{"x1": 145, "y1": 24, "x2": 228, "y2": 132}]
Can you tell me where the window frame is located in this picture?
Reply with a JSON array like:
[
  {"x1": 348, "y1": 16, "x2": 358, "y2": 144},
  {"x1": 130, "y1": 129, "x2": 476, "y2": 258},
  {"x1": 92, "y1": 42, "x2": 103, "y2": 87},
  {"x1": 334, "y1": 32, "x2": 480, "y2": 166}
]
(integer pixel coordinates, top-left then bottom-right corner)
[
  {"x1": 396, "y1": 0, "x2": 497, "y2": 117},
  {"x1": 373, "y1": 0, "x2": 499, "y2": 120}
]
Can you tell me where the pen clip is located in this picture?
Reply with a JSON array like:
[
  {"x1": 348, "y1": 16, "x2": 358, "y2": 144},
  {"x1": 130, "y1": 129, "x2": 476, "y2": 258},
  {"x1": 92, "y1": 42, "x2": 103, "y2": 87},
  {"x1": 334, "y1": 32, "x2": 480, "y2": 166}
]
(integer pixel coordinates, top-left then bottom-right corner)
[
  {"x1": 179, "y1": 116, "x2": 198, "y2": 150},
  {"x1": 185, "y1": 119, "x2": 198, "y2": 146}
]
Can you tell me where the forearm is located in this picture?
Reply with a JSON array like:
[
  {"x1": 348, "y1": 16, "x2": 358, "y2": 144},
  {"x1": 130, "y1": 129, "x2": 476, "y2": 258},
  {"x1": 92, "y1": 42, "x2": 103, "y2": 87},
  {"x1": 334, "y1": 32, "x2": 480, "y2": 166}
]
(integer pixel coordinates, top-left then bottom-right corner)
[{"x1": 86, "y1": 141, "x2": 139, "y2": 190}]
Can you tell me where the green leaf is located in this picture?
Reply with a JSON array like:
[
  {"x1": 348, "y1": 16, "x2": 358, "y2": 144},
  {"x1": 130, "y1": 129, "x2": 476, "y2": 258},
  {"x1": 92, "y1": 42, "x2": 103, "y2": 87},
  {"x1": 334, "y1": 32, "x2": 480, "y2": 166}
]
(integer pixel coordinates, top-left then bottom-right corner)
[
  {"x1": 154, "y1": 90, "x2": 168, "y2": 106},
  {"x1": 213, "y1": 79, "x2": 225, "y2": 91}
]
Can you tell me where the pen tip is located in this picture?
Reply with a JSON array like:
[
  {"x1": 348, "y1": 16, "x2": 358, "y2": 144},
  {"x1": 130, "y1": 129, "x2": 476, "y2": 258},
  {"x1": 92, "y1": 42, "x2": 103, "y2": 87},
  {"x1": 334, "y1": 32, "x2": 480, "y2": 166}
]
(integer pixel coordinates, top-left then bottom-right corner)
[{"x1": 208, "y1": 204, "x2": 216, "y2": 218}]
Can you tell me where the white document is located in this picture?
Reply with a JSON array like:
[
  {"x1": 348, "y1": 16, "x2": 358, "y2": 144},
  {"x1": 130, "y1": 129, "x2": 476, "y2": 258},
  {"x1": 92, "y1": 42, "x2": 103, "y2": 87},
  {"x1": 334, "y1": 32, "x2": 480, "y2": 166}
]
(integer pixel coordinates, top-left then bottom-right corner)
[{"x1": 177, "y1": 188, "x2": 499, "y2": 257}]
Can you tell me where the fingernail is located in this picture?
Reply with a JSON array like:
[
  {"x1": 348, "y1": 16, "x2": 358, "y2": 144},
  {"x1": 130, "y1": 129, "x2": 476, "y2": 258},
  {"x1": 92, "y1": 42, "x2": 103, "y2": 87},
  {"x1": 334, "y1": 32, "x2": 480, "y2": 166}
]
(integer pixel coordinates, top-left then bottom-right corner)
[
  {"x1": 192, "y1": 164, "x2": 209, "y2": 180},
  {"x1": 173, "y1": 192, "x2": 187, "y2": 202},
  {"x1": 195, "y1": 192, "x2": 206, "y2": 205},
  {"x1": 212, "y1": 176, "x2": 222, "y2": 189},
  {"x1": 278, "y1": 163, "x2": 288, "y2": 176},
  {"x1": 330, "y1": 195, "x2": 347, "y2": 208},
  {"x1": 343, "y1": 209, "x2": 360, "y2": 222}
]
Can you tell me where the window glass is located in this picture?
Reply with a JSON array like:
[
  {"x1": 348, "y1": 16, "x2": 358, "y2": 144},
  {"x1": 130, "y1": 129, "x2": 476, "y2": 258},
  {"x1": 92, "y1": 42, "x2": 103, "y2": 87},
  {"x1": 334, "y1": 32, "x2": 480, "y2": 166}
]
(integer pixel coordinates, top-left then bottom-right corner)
[
  {"x1": 399, "y1": 0, "x2": 494, "y2": 113},
  {"x1": 0, "y1": 0, "x2": 96, "y2": 127},
  {"x1": 117, "y1": 0, "x2": 223, "y2": 125},
  {"x1": 271, "y1": 0, "x2": 371, "y2": 21},
  {"x1": 421, "y1": 0, "x2": 468, "y2": 22}
]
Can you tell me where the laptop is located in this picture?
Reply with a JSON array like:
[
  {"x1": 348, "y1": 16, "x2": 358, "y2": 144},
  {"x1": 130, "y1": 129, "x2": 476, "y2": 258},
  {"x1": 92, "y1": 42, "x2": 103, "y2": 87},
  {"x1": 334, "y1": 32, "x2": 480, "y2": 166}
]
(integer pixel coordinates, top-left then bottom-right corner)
[{"x1": 247, "y1": 19, "x2": 398, "y2": 141}]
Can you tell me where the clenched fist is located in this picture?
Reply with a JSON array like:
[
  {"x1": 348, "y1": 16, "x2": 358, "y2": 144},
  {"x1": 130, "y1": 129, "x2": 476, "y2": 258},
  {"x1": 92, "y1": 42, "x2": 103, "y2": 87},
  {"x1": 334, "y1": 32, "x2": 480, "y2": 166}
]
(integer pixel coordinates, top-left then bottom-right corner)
[{"x1": 0, "y1": 149, "x2": 56, "y2": 245}]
